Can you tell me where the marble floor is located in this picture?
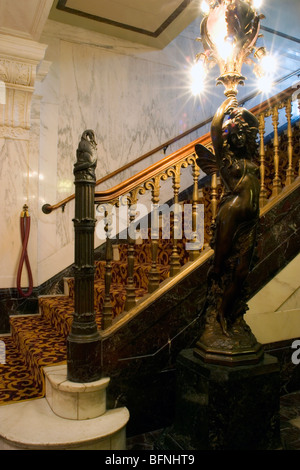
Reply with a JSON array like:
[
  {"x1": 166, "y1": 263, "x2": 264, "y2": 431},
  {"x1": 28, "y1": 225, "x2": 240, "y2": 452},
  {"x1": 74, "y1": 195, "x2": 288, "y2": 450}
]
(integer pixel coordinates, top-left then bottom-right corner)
[
  {"x1": 279, "y1": 391, "x2": 300, "y2": 450},
  {"x1": 126, "y1": 391, "x2": 300, "y2": 451}
]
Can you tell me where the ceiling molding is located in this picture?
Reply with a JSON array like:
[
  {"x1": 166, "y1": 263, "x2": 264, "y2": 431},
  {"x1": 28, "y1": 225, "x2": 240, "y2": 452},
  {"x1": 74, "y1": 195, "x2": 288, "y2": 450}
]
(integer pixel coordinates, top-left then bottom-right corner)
[
  {"x1": 0, "y1": 0, "x2": 53, "y2": 41},
  {"x1": 55, "y1": 0, "x2": 194, "y2": 38},
  {"x1": 49, "y1": 0, "x2": 201, "y2": 48}
]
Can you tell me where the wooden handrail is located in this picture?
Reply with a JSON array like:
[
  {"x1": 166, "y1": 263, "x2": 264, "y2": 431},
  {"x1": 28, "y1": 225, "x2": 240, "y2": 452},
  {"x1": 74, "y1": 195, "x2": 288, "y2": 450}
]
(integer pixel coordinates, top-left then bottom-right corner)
[
  {"x1": 42, "y1": 123, "x2": 211, "y2": 214},
  {"x1": 250, "y1": 84, "x2": 300, "y2": 116},
  {"x1": 94, "y1": 133, "x2": 211, "y2": 203},
  {"x1": 42, "y1": 78, "x2": 300, "y2": 214},
  {"x1": 94, "y1": 83, "x2": 299, "y2": 203}
]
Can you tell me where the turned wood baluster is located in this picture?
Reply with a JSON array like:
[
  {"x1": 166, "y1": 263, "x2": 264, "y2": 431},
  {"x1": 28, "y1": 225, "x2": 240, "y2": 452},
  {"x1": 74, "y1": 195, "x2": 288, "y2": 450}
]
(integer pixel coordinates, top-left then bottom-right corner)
[
  {"x1": 125, "y1": 194, "x2": 137, "y2": 310},
  {"x1": 258, "y1": 112, "x2": 268, "y2": 206},
  {"x1": 102, "y1": 206, "x2": 114, "y2": 329},
  {"x1": 148, "y1": 178, "x2": 161, "y2": 293},
  {"x1": 285, "y1": 98, "x2": 294, "y2": 186},
  {"x1": 189, "y1": 158, "x2": 201, "y2": 261},
  {"x1": 271, "y1": 105, "x2": 282, "y2": 197},
  {"x1": 169, "y1": 167, "x2": 181, "y2": 276},
  {"x1": 210, "y1": 172, "x2": 218, "y2": 224}
]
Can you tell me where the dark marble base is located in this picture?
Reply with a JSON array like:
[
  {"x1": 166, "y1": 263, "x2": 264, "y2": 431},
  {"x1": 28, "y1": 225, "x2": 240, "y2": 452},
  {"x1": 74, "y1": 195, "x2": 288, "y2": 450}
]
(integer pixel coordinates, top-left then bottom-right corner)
[
  {"x1": 265, "y1": 340, "x2": 300, "y2": 395},
  {"x1": 0, "y1": 288, "x2": 41, "y2": 333},
  {"x1": 280, "y1": 391, "x2": 300, "y2": 450},
  {"x1": 158, "y1": 349, "x2": 281, "y2": 450}
]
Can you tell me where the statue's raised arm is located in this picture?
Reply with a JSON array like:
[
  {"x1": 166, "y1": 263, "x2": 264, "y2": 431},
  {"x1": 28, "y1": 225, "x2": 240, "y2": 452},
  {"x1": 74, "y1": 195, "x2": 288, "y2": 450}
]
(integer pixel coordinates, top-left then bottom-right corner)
[{"x1": 210, "y1": 97, "x2": 238, "y2": 166}]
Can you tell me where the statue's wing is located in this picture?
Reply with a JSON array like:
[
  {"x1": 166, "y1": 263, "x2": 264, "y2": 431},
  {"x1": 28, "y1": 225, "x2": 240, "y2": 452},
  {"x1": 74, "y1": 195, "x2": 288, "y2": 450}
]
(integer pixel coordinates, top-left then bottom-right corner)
[{"x1": 195, "y1": 144, "x2": 218, "y2": 176}]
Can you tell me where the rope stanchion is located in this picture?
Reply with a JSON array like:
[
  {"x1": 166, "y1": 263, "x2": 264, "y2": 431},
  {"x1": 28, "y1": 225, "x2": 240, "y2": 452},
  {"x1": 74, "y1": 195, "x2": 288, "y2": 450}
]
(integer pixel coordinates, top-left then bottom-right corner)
[{"x1": 17, "y1": 204, "x2": 33, "y2": 298}]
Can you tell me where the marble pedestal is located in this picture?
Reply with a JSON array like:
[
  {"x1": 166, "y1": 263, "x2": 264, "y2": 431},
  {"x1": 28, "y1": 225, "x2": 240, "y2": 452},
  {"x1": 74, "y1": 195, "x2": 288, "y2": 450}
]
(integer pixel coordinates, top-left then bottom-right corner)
[
  {"x1": 159, "y1": 349, "x2": 281, "y2": 451},
  {"x1": 0, "y1": 365, "x2": 129, "y2": 450}
]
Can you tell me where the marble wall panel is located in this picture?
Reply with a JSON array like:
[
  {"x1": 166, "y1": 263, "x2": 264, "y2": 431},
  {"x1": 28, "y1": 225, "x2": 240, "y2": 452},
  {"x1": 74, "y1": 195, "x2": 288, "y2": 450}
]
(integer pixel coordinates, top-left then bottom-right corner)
[{"x1": 0, "y1": 137, "x2": 38, "y2": 288}]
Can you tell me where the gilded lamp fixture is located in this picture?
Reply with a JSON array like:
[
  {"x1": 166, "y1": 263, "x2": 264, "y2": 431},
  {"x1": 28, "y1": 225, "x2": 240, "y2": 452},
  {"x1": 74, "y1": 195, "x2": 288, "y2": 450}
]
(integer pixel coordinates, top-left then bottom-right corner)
[{"x1": 192, "y1": 0, "x2": 274, "y2": 97}]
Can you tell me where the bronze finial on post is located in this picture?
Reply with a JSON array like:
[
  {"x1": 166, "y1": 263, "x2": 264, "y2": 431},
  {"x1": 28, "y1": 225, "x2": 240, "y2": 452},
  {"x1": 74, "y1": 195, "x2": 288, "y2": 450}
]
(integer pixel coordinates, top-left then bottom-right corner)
[{"x1": 67, "y1": 130, "x2": 102, "y2": 383}]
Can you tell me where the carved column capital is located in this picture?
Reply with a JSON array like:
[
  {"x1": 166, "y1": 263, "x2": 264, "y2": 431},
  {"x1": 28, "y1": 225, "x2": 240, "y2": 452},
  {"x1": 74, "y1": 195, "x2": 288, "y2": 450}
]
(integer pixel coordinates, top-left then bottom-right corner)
[{"x1": 0, "y1": 34, "x2": 48, "y2": 139}]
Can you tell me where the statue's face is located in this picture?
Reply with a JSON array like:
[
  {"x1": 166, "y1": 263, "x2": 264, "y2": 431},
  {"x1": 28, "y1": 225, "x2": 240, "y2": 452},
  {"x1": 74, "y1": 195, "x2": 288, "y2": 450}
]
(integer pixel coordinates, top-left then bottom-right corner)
[{"x1": 229, "y1": 125, "x2": 246, "y2": 149}]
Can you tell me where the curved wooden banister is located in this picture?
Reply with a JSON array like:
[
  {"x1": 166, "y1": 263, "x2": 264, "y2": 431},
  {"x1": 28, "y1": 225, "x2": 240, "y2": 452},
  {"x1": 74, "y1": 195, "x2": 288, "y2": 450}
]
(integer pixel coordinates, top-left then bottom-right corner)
[
  {"x1": 250, "y1": 84, "x2": 300, "y2": 116},
  {"x1": 94, "y1": 83, "x2": 299, "y2": 204},
  {"x1": 94, "y1": 133, "x2": 212, "y2": 203},
  {"x1": 41, "y1": 125, "x2": 211, "y2": 214},
  {"x1": 42, "y1": 78, "x2": 300, "y2": 214}
]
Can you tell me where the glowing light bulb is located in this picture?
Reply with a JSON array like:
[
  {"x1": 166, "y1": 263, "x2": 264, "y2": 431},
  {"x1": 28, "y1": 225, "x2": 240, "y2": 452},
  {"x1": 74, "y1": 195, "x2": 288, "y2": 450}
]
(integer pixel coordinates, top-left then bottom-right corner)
[
  {"x1": 260, "y1": 54, "x2": 277, "y2": 76},
  {"x1": 252, "y1": 0, "x2": 263, "y2": 9},
  {"x1": 191, "y1": 80, "x2": 205, "y2": 96},
  {"x1": 218, "y1": 39, "x2": 234, "y2": 61},
  {"x1": 200, "y1": 0, "x2": 210, "y2": 15},
  {"x1": 190, "y1": 61, "x2": 206, "y2": 96}
]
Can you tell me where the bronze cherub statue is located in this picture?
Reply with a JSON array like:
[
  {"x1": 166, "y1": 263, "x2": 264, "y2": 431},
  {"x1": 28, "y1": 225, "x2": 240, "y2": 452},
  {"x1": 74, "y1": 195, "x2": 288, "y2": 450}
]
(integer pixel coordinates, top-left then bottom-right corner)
[{"x1": 194, "y1": 98, "x2": 263, "y2": 364}]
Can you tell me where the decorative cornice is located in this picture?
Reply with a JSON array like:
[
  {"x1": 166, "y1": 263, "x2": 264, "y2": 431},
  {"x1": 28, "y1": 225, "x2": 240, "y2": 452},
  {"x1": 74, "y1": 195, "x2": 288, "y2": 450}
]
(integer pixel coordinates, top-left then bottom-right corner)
[
  {"x1": 0, "y1": 34, "x2": 48, "y2": 63},
  {"x1": 0, "y1": 34, "x2": 48, "y2": 139}
]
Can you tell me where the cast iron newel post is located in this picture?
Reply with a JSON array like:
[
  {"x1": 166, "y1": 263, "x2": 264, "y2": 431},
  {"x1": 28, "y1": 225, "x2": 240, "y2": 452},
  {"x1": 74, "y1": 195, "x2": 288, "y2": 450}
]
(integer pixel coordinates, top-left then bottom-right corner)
[{"x1": 67, "y1": 130, "x2": 102, "y2": 383}]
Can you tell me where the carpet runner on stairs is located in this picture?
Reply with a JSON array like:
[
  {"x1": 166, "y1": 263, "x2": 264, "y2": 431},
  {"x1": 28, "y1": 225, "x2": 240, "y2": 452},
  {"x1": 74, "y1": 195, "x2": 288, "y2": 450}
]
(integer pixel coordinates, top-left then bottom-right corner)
[{"x1": 0, "y1": 235, "x2": 191, "y2": 406}]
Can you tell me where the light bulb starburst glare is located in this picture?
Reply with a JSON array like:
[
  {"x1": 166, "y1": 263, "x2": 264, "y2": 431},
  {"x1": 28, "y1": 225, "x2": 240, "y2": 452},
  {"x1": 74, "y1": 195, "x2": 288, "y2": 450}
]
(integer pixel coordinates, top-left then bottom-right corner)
[{"x1": 190, "y1": 61, "x2": 206, "y2": 96}]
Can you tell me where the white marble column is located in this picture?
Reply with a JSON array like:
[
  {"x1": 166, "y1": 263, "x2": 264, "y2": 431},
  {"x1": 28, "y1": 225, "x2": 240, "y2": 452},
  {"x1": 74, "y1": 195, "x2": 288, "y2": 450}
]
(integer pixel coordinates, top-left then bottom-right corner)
[{"x1": 0, "y1": 34, "x2": 47, "y2": 289}]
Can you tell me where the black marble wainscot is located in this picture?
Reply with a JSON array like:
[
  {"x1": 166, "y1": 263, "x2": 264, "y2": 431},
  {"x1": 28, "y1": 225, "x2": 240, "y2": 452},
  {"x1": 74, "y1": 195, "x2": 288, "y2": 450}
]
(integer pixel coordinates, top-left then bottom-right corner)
[{"x1": 158, "y1": 349, "x2": 281, "y2": 451}]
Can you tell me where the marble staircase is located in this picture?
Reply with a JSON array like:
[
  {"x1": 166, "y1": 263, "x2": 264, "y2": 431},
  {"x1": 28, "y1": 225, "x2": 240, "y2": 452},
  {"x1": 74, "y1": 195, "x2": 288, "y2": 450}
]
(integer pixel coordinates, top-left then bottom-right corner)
[
  {"x1": 246, "y1": 253, "x2": 300, "y2": 345},
  {"x1": 0, "y1": 364, "x2": 129, "y2": 450},
  {"x1": 0, "y1": 123, "x2": 299, "y2": 439},
  {"x1": 0, "y1": 231, "x2": 190, "y2": 406}
]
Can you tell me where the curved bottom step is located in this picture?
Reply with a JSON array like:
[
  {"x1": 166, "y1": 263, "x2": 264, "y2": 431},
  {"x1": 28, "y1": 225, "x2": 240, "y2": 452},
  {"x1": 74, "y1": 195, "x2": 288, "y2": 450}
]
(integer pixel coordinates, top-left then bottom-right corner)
[{"x1": 0, "y1": 398, "x2": 129, "y2": 450}]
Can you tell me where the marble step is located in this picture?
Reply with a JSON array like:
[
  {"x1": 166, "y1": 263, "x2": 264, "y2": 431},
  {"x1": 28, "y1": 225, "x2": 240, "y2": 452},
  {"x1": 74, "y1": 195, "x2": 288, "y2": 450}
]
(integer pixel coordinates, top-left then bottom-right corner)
[
  {"x1": 245, "y1": 253, "x2": 300, "y2": 344},
  {"x1": 247, "y1": 253, "x2": 300, "y2": 315},
  {"x1": 0, "y1": 365, "x2": 129, "y2": 450},
  {"x1": 0, "y1": 400, "x2": 128, "y2": 450},
  {"x1": 245, "y1": 308, "x2": 300, "y2": 345}
]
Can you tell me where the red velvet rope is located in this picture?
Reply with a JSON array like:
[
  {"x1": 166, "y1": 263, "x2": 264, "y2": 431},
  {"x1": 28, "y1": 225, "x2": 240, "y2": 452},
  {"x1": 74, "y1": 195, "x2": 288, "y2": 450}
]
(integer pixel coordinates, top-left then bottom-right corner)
[{"x1": 17, "y1": 212, "x2": 33, "y2": 298}]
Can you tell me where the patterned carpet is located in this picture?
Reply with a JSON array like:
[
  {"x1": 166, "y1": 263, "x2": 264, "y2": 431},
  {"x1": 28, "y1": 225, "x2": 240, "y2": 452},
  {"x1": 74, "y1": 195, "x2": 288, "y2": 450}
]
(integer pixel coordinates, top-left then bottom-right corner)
[
  {"x1": 0, "y1": 315, "x2": 67, "y2": 405},
  {"x1": 0, "y1": 335, "x2": 50, "y2": 405},
  {"x1": 0, "y1": 232, "x2": 191, "y2": 406}
]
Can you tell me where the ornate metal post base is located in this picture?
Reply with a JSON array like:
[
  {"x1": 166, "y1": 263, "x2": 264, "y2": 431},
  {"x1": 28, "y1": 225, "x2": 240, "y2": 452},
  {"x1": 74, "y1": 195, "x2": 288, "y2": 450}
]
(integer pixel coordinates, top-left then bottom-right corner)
[
  {"x1": 67, "y1": 130, "x2": 102, "y2": 383},
  {"x1": 67, "y1": 333, "x2": 102, "y2": 383}
]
